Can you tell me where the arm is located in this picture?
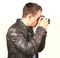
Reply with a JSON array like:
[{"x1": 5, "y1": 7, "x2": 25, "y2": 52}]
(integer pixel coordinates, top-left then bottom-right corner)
[
  {"x1": 6, "y1": 26, "x2": 47, "y2": 55},
  {"x1": 38, "y1": 32, "x2": 47, "y2": 52}
]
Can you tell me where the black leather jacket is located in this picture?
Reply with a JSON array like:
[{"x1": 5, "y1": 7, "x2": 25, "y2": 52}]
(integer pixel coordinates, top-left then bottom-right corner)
[{"x1": 6, "y1": 19, "x2": 47, "y2": 58}]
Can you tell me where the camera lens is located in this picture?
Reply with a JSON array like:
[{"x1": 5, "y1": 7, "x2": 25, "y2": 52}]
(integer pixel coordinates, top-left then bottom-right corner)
[
  {"x1": 48, "y1": 19, "x2": 50, "y2": 24},
  {"x1": 41, "y1": 15, "x2": 50, "y2": 24}
]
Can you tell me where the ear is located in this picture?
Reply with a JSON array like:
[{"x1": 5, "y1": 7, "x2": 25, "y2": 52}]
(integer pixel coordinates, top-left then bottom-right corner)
[{"x1": 27, "y1": 13, "x2": 32, "y2": 19}]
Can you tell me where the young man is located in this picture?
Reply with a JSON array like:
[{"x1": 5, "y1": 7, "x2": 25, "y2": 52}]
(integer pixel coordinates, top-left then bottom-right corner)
[{"x1": 6, "y1": 2, "x2": 48, "y2": 58}]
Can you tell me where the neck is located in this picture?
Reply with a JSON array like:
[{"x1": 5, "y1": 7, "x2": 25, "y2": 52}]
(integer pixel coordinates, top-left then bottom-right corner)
[{"x1": 22, "y1": 18, "x2": 29, "y2": 26}]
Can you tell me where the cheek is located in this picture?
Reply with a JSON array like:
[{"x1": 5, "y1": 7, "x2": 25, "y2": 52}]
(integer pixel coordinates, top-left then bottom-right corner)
[{"x1": 35, "y1": 20, "x2": 38, "y2": 25}]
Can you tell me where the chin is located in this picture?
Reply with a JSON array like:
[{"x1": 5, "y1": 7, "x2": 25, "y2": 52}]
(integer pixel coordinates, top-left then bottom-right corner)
[
  {"x1": 32, "y1": 24, "x2": 37, "y2": 27},
  {"x1": 33, "y1": 25, "x2": 37, "y2": 27}
]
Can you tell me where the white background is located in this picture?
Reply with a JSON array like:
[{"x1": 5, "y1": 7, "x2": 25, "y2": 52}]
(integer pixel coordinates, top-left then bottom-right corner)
[{"x1": 0, "y1": 0, "x2": 60, "y2": 58}]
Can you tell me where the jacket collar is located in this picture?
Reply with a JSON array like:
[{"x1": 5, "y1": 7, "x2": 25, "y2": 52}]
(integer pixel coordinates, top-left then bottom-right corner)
[{"x1": 16, "y1": 18, "x2": 33, "y2": 33}]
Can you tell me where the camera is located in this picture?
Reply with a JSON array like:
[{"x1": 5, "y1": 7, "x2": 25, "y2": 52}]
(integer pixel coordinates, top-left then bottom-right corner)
[{"x1": 41, "y1": 15, "x2": 50, "y2": 24}]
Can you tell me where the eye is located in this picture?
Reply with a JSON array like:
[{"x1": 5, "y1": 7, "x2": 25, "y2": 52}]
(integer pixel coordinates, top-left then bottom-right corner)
[{"x1": 37, "y1": 17, "x2": 40, "y2": 21}]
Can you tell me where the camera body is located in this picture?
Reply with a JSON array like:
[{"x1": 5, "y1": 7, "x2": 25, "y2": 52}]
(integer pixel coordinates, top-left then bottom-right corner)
[{"x1": 41, "y1": 15, "x2": 50, "y2": 24}]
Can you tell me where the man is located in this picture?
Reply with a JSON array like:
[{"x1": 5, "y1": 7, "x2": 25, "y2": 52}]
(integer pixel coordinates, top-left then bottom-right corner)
[{"x1": 6, "y1": 2, "x2": 48, "y2": 58}]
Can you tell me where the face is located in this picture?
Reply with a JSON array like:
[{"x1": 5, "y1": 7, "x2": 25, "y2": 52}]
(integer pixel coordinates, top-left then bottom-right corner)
[{"x1": 29, "y1": 10, "x2": 42, "y2": 27}]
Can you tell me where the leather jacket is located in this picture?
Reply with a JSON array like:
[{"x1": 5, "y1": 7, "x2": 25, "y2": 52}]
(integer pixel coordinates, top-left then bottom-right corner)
[{"x1": 6, "y1": 19, "x2": 47, "y2": 58}]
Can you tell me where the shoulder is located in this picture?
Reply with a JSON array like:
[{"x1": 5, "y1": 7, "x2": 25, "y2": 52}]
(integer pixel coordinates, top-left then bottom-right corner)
[{"x1": 7, "y1": 19, "x2": 28, "y2": 36}]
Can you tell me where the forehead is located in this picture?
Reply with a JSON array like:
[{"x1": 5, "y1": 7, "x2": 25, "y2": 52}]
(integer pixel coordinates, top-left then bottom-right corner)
[
  {"x1": 35, "y1": 10, "x2": 42, "y2": 18},
  {"x1": 37, "y1": 10, "x2": 41, "y2": 16}
]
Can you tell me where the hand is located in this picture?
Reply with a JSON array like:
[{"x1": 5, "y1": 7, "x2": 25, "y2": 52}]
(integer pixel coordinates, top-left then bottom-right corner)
[{"x1": 38, "y1": 18, "x2": 48, "y2": 29}]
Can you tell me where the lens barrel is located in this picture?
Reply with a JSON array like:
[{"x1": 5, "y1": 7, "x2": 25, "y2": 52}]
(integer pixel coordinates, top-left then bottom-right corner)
[{"x1": 41, "y1": 15, "x2": 50, "y2": 24}]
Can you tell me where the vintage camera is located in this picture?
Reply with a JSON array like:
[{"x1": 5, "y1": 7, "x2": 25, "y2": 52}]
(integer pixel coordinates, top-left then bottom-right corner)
[{"x1": 41, "y1": 15, "x2": 50, "y2": 24}]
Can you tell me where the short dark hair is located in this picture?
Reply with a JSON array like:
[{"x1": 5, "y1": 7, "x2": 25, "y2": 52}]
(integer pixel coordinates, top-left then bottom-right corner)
[{"x1": 22, "y1": 2, "x2": 42, "y2": 18}]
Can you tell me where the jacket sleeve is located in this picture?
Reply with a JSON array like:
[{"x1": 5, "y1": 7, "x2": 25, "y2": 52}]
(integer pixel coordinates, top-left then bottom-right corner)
[
  {"x1": 38, "y1": 32, "x2": 47, "y2": 52},
  {"x1": 6, "y1": 26, "x2": 47, "y2": 55}
]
